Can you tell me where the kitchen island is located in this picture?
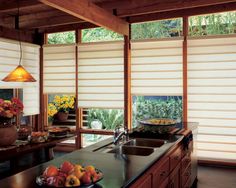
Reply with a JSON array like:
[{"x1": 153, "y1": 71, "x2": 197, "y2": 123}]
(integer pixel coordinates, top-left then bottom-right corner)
[{"x1": 0, "y1": 133, "x2": 195, "y2": 188}]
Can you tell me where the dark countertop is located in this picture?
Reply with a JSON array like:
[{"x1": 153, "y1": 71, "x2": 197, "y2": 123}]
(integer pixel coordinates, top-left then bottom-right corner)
[{"x1": 0, "y1": 134, "x2": 183, "y2": 188}]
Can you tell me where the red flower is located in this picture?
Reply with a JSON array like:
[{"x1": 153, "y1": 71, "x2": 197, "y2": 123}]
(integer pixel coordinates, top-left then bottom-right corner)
[{"x1": 0, "y1": 98, "x2": 24, "y2": 119}]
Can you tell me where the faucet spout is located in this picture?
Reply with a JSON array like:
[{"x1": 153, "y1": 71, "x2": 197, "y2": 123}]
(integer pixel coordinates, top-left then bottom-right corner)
[{"x1": 113, "y1": 128, "x2": 128, "y2": 145}]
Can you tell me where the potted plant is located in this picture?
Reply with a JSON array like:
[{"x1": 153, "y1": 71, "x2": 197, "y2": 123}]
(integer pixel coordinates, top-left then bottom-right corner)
[
  {"x1": 53, "y1": 95, "x2": 75, "y2": 122},
  {"x1": 0, "y1": 98, "x2": 23, "y2": 146},
  {"x1": 48, "y1": 103, "x2": 57, "y2": 125}
]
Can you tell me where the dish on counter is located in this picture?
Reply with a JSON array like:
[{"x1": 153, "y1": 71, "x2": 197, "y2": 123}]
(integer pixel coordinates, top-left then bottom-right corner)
[
  {"x1": 139, "y1": 118, "x2": 176, "y2": 126},
  {"x1": 48, "y1": 127, "x2": 70, "y2": 137},
  {"x1": 36, "y1": 161, "x2": 103, "y2": 187},
  {"x1": 28, "y1": 132, "x2": 48, "y2": 143}
]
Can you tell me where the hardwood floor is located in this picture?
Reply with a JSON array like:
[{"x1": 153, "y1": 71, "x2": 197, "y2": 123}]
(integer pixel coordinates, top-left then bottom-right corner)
[{"x1": 197, "y1": 165, "x2": 236, "y2": 188}]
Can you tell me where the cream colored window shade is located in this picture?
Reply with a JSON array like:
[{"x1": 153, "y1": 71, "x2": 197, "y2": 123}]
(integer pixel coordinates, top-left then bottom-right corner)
[
  {"x1": 0, "y1": 37, "x2": 40, "y2": 116},
  {"x1": 43, "y1": 44, "x2": 76, "y2": 94},
  {"x1": 188, "y1": 36, "x2": 236, "y2": 163},
  {"x1": 77, "y1": 42, "x2": 124, "y2": 108},
  {"x1": 0, "y1": 37, "x2": 23, "y2": 88},
  {"x1": 131, "y1": 38, "x2": 183, "y2": 96},
  {"x1": 22, "y1": 43, "x2": 40, "y2": 116}
]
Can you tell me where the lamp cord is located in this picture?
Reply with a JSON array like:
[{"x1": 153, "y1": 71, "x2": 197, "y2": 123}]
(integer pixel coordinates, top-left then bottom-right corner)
[{"x1": 17, "y1": 0, "x2": 22, "y2": 66}]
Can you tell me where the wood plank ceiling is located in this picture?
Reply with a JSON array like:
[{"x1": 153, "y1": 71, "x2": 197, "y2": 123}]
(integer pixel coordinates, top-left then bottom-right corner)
[{"x1": 0, "y1": 0, "x2": 236, "y2": 34}]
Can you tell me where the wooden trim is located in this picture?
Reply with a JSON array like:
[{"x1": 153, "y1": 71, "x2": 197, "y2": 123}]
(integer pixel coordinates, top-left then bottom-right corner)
[
  {"x1": 79, "y1": 129, "x2": 113, "y2": 135},
  {"x1": 124, "y1": 25, "x2": 132, "y2": 131},
  {"x1": 183, "y1": 16, "x2": 188, "y2": 129},
  {"x1": 39, "y1": 0, "x2": 129, "y2": 35},
  {"x1": 0, "y1": 26, "x2": 34, "y2": 43},
  {"x1": 39, "y1": 44, "x2": 44, "y2": 131},
  {"x1": 198, "y1": 159, "x2": 236, "y2": 167}
]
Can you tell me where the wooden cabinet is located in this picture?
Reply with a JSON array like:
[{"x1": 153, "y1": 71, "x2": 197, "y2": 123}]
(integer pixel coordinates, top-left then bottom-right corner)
[
  {"x1": 152, "y1": 157, "x2": 170, "y2": 186},
  {"x1": 129, "y1": 138, "x2": 194, "y2": 188},
  {"x1": 130, "y1": 173, "x2": 152, "y2": 188},
  {"x1": 168, "y1": 163, "x2": 181, "y2": 188}
]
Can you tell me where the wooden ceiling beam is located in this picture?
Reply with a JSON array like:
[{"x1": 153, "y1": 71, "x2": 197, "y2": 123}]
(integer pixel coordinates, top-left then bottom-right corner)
[
  {"x1": 39, "y1": 22, "x2": 97, "y2": 33},
  {"x1": 129, "y1": 2, "x2": 236, "y2": 23},
  {"x1": 0, "y1": 26, "x2": 34, "y2": 43},
  {"x1": 38, "y1": 0, "x2": 129, "y2": 35},
  {"x1": 0, "y1": 0, "x2": 42, "y2": 14},
  {"x1": 103, "y1": 0, "x2": 236, "y2": 17}
]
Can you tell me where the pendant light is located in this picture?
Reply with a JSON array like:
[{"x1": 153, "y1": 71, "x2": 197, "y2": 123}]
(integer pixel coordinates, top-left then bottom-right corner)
[{"x1": 2, "y1": 0, "x2": 36, "y2": 82}]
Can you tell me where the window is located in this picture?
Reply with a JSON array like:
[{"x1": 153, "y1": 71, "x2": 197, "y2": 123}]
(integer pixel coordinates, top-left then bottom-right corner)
[
  {"x1": 189, "y1": 11, "x2": 236, "y2": 36},
  {"x1": 47, "y1": 31, "x2": 76, "y2": 44},
  {"x1": 0, "y1": 89, "x2": 13, "y2": 100},
  {"x1": 82, "y1": 27, "x2": 123, "y2": 42},
  {"x1": 132, "y1": 96, "x2": 183, "y2": 128},
  {"x1": 131, "y1": 18, "x2": 182, "y2": 40}
]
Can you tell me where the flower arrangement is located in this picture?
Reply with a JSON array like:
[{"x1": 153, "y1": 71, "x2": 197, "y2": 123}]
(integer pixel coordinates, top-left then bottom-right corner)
[
  {"x1": 0, "y1": 98, "x2": 24, "y2": 120},
  {"x1": 53, "y1": 95, "x2": 75, "y2": 113}
]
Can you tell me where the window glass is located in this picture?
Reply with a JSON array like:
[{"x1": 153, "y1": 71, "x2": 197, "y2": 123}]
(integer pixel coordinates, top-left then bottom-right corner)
[
  {"x1": 132, "y1": 96, "x2": 183, "y2": 128},
  {"x1": 0, "y1": 89, "x2": 13, "y2": 100},
  {"x1": 83, "y1": 108, "x2": 124, "y2": 130},
  {"x1": 82, "y1": 27, "x2": 123, "y2": 42},
  {"x1": 47, "y1": 31, "x2": 75, "y2": 44},
  {"x1": 48, "y1": 94, "x2": 75, "y2": 126},
  {"x1": 189, "y1": 11, "x2": 236, "y2": 36},
  {"x1": 82, "y1": 134, "x2": 112, "y2": 148},
  {"x1": 131, "y1": 18, "x2": 182, "y2": 40}
]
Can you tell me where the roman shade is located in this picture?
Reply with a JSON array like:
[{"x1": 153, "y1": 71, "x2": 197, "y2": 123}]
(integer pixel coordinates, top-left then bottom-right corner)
[
  {"x1": 188, "y1": 36, "x2": 236, "y2": 163},
  {"x1": 131, "y1": 38, "x2": 183, "y2": 96},
  {"x1": 43, "y1": 44, "x2": 76, "y2": 94},
  {"x1": 0, "y1": 37, "x2": 40, "y2": 116},
  {"x1": 77, "y1": 41, "x2": 124, "y2": 108}
]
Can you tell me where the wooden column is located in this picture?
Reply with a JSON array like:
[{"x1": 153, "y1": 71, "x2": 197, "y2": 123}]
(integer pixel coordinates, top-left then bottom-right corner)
[
  {"x1": 183, "y1": 16, "x2": 188, "y2": 129},
  {"x1": 38, "y1": 33, "x2": 46, "y2": 131},
  {"x1": 75, "y1": 29, "x2": 82, "y2": 148},
  {"x1": 124, "y1": 25, "x2": 132, "y2": 131}
]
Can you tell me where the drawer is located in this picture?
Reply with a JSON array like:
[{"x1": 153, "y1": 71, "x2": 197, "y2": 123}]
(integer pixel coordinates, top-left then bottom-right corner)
[
  {"x1": 153, "y1": 157, "x2": 170, "y2": 186},
  {"x1": 170, "y1": 146, "x2": 182, "y2": 172},
  {"x1": 182, "y1": 163, "x2": 191, "y2": 187},
  {"x1": 181, "y1": 152, "x2": 191, "y2": 173}
]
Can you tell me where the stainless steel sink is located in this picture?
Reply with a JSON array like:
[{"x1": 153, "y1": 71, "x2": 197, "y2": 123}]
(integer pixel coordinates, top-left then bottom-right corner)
[
  {"x1": 107, "y1": 145, "x2": 154, "y2": 156},
  {"x1": 124, "y1": 138, "x2": 166, "y2": 148}
]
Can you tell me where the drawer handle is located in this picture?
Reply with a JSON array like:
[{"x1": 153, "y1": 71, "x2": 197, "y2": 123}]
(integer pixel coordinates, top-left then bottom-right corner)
[{"x1": 160, "y1": 171, "x2": 167, "y2": 177}]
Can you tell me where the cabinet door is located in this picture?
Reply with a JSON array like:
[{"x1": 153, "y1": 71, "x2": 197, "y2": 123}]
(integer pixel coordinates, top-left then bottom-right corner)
[
  {"x1": 130, "y1": 174, "x2": 152, "y2": 188},
  {"x1": 168, "y1": 163, "x2": 181, "y2": 188},
  {"x1": 152, "y1": 157, "x2": 170, "y2": 187}
]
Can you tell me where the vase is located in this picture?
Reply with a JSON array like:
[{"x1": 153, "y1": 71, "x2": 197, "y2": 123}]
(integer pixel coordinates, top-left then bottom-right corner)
[
  {"x1": 0, "y1": 119, "x2": 17, "y2": 146},
  {"x1": 56, "y1": 112, "x2": 69, "y2": 122}
]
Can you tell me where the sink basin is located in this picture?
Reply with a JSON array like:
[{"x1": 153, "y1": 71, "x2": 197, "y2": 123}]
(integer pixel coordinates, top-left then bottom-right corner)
[
  {"x1": 124, "y1": 138, "x2": 166, "y2": 148},
  {"x1": 107, "y1": 145, "x2": 154, "y2": 156}
]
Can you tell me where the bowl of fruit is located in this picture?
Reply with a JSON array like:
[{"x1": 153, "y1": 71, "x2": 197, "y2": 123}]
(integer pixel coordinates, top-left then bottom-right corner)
[
  {"x1": 36, "y1": 161, "x2": 103, "y2": 187},
  {"x1": 29, "y1": 132, "x2": 48, "y2": 143}
]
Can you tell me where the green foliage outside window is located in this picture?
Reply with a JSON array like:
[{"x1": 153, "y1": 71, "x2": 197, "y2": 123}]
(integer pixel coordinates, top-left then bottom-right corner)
[
  {"x1": 47, "y1": 31, "x2": 76, "y2": 44},
  {"x1": 82, "y1": 27, "x2": 123, "y2": 42},
  {"x1": 87, "y1": 109, "x2": 124, "y2": 130},
  {"x1": 132, "y1": 96, "x2": 183, "y2": 128},
  {"x1": 189, "y1": 12, "x2": 236, "y2": 36}
]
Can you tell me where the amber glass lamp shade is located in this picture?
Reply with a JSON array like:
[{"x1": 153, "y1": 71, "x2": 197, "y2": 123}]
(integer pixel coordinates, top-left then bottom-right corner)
[{"x1": 2, "y1": 65, "x2": 36, "y2": 82}]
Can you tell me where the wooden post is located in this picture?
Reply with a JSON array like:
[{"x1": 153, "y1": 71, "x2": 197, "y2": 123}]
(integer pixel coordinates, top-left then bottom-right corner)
[
  {"x1": 75, "y1": 29, "x2": 82, "y2": 148},
  {"x1": 124, "y1": 25, "x2": 132, "y2": 131},
  {"x1": 183, "y1": 16, "x2": 188, "y2": 129},
  {"x1": 39, "y1": 33, "x2": 46, "y2": 131}
]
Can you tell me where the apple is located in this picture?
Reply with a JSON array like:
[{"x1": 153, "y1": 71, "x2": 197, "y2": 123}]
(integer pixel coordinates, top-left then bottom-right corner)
[{"x1": 73, "y1": 165, "x2": 85, "y2": 179}]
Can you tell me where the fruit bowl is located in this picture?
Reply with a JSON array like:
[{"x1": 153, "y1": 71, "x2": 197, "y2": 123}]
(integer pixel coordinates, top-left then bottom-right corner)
[{"x1": 36, "y1": 161, "x2": 103, "y2": 187}]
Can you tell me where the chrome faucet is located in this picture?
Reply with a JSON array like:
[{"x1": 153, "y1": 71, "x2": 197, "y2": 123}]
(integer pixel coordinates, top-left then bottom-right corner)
[{"x1": 113, "y1": 127, "x2": 128, "y2": 145}]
